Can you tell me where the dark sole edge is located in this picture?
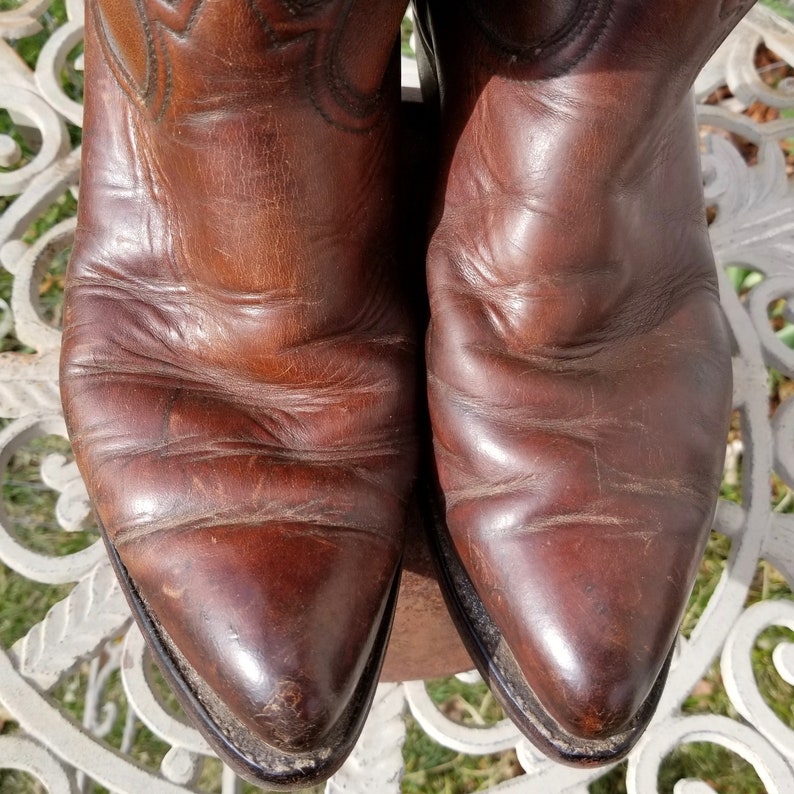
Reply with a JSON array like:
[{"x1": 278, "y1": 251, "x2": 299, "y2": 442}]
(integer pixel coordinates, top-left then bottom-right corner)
[
  {"x1": 101, "y1": 523, "x2": 400, "y2": 790},
  {"x1": 425, "y1": 488, "x2": 672, "y2": 767}
]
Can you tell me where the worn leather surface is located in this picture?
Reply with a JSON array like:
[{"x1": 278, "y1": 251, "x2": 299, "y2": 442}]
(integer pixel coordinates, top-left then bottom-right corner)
[
  {"x1": 61, "y1": 0, "x2": 415, "y2": 760},
  {"x1": 422, "y1": 0, "x2": 753, "y2": 745}
]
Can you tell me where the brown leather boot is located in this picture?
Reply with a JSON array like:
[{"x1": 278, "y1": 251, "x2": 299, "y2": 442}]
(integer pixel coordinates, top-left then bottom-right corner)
[
  {"x1": 60, "y1": 0, "x2": 412, "y2": 786},
  {"x1": 418, "y1": 0, "x2": 752, "y2": 766}
]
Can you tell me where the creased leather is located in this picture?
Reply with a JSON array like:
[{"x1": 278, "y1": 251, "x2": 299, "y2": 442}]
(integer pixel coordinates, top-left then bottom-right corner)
[
  {"x1": 61, "y1": 0, "x2": 413, "y2": 780},
  {"x1": 420, "y1": 0, "x2": 753, "y2": 758}
]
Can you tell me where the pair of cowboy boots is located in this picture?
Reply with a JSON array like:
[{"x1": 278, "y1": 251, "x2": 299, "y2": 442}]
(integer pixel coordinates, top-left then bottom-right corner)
[{"x1": 60, "y1": 0, "x2": 751, "y2": 787}]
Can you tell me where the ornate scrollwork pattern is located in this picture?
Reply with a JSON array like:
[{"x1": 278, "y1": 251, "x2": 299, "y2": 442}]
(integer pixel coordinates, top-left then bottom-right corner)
[{"x1": 0, "y1": 2, "x2": 793, "y2": 792}]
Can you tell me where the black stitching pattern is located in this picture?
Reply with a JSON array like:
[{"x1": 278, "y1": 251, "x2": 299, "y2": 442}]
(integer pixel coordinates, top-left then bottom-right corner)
[
  {"x1": 246, "y1": 0, "x2": 392, "y2": 132},
  {"x1": 91, "y1": 0, "x2": 208, "y2": 120},
  {"x1": 94, "y1": 0, "x2": 392, "y2": 132},
  {"x1": 464, "y1": 0, "x2": 614, "y2": 78}
]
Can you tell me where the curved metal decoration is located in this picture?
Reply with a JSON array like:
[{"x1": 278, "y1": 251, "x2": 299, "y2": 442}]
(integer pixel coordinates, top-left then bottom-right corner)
[{"x1": 0, "y1": 2, "x2": 793, "y2": 791}]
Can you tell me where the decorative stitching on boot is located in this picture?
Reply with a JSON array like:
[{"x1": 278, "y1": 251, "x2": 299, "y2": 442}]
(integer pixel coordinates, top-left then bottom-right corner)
[
  {"x1": 92, "y1": 0, "x2": 392, "y2": 132},
  {"x1": 247, "y1": 0, "x2": 392, "y2": 133},
  {"x1": 718, "y1": 0, "x2": 754, "y2": 22},
  {"x1": 91, "y1": 0, "x2": 207, "y2": 121},
  {"x1": 281, "y1": 0, "x2": 335, "y2": 14},
  {"x1": 464, "y1": 0, "x2": 614, "y2": 76}
]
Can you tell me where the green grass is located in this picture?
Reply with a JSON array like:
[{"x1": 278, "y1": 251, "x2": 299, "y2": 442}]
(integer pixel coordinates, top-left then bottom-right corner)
[
  {"x1": 0, "y1": 434, "x2": 98, "y2": 648},
  {"x1": 402, "y1": 712, "x2": 521, "y2": 794},
  {"x1": 401, "y1": 15, "x2": 414, "y2": 58},
  {"x1": 761, "y1": 0, "x2": 794, "y2": 21}
]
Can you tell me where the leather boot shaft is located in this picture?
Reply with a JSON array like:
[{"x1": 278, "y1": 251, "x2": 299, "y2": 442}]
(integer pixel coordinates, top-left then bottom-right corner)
[{"x1": 62, "y1": 0, "x2": 414, "y2": 786}]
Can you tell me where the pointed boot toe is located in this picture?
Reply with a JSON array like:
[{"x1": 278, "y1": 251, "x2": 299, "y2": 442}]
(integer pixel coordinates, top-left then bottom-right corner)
[
  {"x1": 458, "y1": 519, "x2": 696, "y2": 752},
  {"x1": 112, "y1": 521, "x2": 399, "y2": 766},
  {"x1": 431, "y1": 493, "x2": 687, "y2": 763},
  {"x1": 73, "y1": 380, "x2": 410, "y2": 786},
  {"x1": 418, "y1": 0, "x2": 752, "y2": 766}
]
